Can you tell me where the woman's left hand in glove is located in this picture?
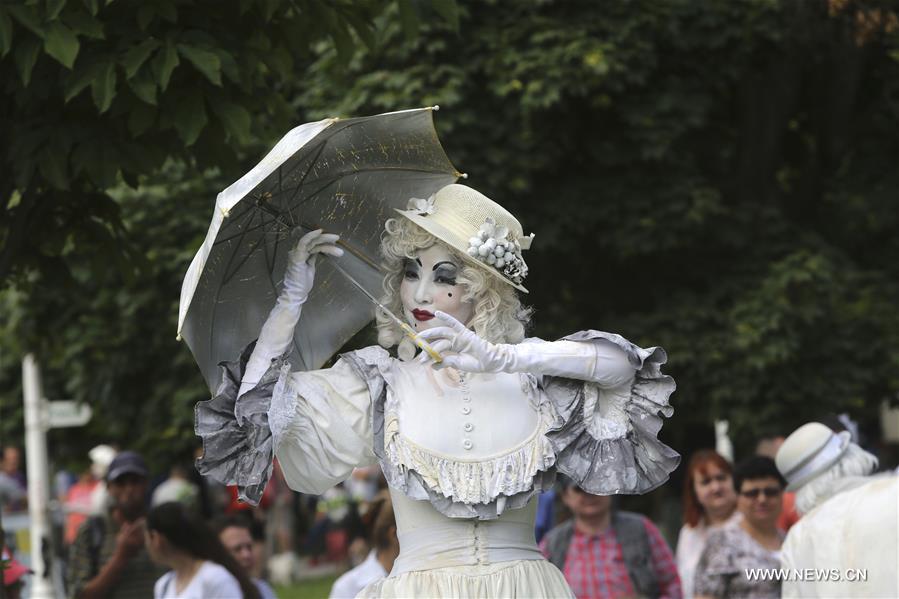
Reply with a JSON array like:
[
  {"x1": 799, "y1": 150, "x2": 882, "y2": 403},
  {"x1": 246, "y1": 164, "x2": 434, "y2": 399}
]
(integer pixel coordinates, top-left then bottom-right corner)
[{"x1": 415, "y1": 311, "x2": 515, "y2": 373}]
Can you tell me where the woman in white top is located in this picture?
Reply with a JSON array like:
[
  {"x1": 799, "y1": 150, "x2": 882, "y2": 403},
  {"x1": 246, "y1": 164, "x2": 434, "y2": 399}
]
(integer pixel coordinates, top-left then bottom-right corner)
[
  {"x1": 330, "y1": 491, "x2": 398, "y2": 599},
  {"x1": 146, "y1": 502, "x2": 258, "y2": 599},
  {"x1": 675, "y1": 450, "x2": 739, "y2": 598},
  {"x1": 196, "y1": 183, "x2": 680, "y2": 597}
]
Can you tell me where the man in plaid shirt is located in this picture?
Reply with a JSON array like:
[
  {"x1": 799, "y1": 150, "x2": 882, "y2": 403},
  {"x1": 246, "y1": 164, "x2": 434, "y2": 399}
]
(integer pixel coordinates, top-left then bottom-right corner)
[{"x1": 540, "y1": 479, "x2": 682, "y2": 599}]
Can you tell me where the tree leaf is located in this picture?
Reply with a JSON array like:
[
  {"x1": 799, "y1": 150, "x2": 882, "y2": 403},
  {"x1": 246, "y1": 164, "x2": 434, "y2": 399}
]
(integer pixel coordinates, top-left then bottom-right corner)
[
  {"x1": 212, "y1": 47, "x2": 239, "y2": 83},
  {"x1": 127, "y1": 101, "x2": 156, "y2": 136},
  {"x1": 38, "y1": 142, "x2": 70, "y2": 189},
  {"x1": 155, "y1": 0, "x2": 177, "y2": 22},
  {"x1": 14, "y1": 35, "x2": 41, "y2": 86},
  {"x1": 396, "y1": 0, "x2": 419, "y2": 43},
  {"x1": 136, "y1": 4, "x2": 155, "y2": 30},
  {"x1": 44, "y1": 21, "x2": 80, "y2": 69},
  {"x1": 177, "y1": 44, "x2": 221, "y2": 86},
  {"x1": 151, "y1": 40, "x2": 179, "y2": 90},
  {"x1": 430, "y1": 0, "x2": 459, "y2": 32},
  {"x1": 0, "y1": 10, "x2": 13, "y2": 58},
  {"x1": 121, "y1": 38, "x2": 159, "y2": 78},
  {"x1": 46, "y1": 0, "x2": 68, "y2": 20},
  {"x1": 331, "y1": 20, "x2": 354, "y2": 64},
  {"x1": 82, "y1": 0, "x2": 99, "y2": 16},
  {"x1": 127, "y1": 68, "x2": 156, "y2": 104},
  {"x1": 209, "y1": 97, "x2": 251, "y2": 144},
  {"x1": 172, "y1": 90, "x2": 207, "y2": 145},
  {"x1": 63, "y1": 62, "x2": 99, "y2": 102},
  {"x1": 73, "y1": 143, "x2": 119, "y2": 188},
  {"x1": 91, "y1": 61, "x2": 117, "y2": 113},
  {"x1": 342, "y1": 12, "x2": 375, "y2": 49},
  {"x1": 261, "y1": 0, "x2": 281, "y2": 21},
  {"x1": 8, "y1": 5, "x2": 44, "y2": 38},
  {"x1": 264, "y1": 44, "x2": 293, "y2": 75},
  {"x1": 63, "y1": 10, "x2": 105, "y2": 39}
]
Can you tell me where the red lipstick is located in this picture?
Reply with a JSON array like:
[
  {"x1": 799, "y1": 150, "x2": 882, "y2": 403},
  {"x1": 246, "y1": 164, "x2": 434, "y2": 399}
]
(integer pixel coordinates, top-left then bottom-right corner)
[{"x1": 412, "y1": 309, "x2": 435, "y2": 321}]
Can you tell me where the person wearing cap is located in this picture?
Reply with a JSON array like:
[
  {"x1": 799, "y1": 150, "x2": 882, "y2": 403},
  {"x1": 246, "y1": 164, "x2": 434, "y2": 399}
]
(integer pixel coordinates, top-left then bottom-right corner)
[
  {"x1": 540, "y1": 478, "x2": 681, "y2": 599},
  {"x1": 66, "y1": 450, "x2": 166, "y2": 599},
  {"x1": 775, "y1": 422, "x2": 898, "y2": 598},
  {"x1": 195, "y1": 183, "x2": 679, "y2": 597}
]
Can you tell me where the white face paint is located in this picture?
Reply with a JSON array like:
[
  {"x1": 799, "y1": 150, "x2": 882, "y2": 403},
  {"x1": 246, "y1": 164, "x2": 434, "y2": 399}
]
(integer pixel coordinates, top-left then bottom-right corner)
[{"x1": 399, "y1": 244, "x2": 474, "y2": 333}]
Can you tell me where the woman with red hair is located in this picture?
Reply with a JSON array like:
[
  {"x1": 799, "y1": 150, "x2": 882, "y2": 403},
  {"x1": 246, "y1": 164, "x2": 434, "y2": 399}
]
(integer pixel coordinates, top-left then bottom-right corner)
[{"x1": 675, "y1": 450, "x2": 739, "y2": 598}]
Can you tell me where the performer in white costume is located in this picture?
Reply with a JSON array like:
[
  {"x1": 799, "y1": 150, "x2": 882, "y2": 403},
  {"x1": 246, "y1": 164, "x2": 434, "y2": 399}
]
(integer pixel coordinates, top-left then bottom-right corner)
[{"x1": 196, "y1": 183, "x2": 680, "y2": 597}]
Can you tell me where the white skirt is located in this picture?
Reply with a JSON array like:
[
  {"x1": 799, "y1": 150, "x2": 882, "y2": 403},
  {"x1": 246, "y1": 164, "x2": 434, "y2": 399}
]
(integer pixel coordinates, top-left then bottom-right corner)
[{"x1": 357, "y1": 559, "x2": 574, "y2": 598}]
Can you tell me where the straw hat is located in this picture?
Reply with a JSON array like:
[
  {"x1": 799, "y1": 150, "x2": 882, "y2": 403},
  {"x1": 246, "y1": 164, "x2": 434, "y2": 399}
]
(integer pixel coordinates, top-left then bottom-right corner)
[
  {"x1": 396, "y1": 184, "x2": 534, "y2": 293},
  {"x1": 775, "y1": 422, "x2": 851, "y2": 492}
]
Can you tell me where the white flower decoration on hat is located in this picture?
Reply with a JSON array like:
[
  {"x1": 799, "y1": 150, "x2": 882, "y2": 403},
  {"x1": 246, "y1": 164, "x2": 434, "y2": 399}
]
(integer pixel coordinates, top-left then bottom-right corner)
[
  {"x1": 407, "y1": 194, "x2": 437, "y2": 216},
  {"x1": 466, "y1": 217, "x2": 530, "y2": 285}
]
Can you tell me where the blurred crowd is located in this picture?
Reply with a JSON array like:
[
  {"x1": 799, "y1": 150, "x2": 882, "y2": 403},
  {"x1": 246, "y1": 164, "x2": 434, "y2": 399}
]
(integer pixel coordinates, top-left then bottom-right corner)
[{"x1": 1, "y1": 414, "x2": 895, "y2": 598}]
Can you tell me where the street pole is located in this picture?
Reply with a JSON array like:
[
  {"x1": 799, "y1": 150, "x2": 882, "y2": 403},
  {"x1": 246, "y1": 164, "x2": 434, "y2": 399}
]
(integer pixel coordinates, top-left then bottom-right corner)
[{"x1": 22, "y1": 354, "x2": 55, "y2": 598}]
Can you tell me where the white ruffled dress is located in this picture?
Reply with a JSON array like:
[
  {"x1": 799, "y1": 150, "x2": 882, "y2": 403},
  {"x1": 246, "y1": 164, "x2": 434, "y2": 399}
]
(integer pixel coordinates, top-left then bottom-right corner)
[{"x1": 196, "y1": 332, "x2": 679, "y2": 598}]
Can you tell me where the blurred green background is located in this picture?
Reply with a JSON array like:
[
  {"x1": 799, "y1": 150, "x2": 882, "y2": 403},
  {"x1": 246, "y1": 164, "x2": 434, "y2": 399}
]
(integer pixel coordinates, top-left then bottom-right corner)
[
  {"x1": 2, "y1": 0, "x2": 899, "y2": 472},
  {"x1": 275, "y1": 576, "x2": 337, "y2": 599}
]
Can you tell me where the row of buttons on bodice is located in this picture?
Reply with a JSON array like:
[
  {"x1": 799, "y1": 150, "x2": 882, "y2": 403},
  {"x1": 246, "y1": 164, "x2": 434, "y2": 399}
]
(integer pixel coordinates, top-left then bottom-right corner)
[{"x1": 459, "y1": 373, "x2": 474, "y2": 451}]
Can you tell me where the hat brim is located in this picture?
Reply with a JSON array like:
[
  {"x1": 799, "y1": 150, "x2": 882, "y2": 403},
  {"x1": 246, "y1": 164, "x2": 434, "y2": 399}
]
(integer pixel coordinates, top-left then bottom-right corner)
[
  {"x1": 396, "y1": 208, "x2": 529, "y2": 293},
  {"x1": 785, "y1": 430, "x2": 852, "y2": 492},
  {"x1": 106, "y1": 466, "x2": 149, "y2": 482}
]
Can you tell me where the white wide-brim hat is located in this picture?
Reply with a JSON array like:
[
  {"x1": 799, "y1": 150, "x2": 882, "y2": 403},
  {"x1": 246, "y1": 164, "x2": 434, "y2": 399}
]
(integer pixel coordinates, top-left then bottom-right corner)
[
  {"x1": 395, "y1": 184, "x2": 534, "y2": 293},
  {"x1": 775, "y1": 422, "x2": 851, "y2": 492}
]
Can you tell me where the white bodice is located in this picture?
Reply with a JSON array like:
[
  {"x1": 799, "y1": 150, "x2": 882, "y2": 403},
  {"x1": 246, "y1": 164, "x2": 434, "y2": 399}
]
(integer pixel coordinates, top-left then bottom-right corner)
[{"x1": 392, "y1": 362, "x2": 539, "y2": 459}]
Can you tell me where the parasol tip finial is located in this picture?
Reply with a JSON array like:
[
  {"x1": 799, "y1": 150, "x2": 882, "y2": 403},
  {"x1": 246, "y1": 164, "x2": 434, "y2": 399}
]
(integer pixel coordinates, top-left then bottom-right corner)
[
  {"x1": 459, "y1": 172, "x2": 468, "y2": 179},
  {"x1": 430, "y1": 105, "x2": 440, "y2": 111},
  {"x1": 176, "y1": 333, "x2": 182, "y2": 341}
]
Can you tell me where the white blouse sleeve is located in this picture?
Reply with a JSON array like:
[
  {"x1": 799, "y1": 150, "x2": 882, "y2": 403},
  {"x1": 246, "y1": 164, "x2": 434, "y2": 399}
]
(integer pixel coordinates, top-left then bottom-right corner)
[{"x1": 272, "y1": 357, "x2": 377, "y2": 495}]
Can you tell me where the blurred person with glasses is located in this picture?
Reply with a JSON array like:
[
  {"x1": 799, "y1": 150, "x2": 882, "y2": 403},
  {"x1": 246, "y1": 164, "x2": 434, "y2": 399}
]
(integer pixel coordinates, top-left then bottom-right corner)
[{"x1": 694, "y1": 456, "x2": 785, "y2": 598}]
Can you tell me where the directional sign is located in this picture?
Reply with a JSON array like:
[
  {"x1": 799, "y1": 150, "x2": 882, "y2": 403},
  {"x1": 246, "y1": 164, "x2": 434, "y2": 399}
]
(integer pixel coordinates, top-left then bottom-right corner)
[{"x1": 46, "y1": 400, "x2": 92, "y2": 428}]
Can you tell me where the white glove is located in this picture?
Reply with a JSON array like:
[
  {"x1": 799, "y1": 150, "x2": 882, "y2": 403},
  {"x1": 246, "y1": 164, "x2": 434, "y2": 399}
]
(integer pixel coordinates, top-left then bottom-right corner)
[
  {"x1": 417, "y1": 311, "x2": 634, "y2": 386},
  {"x1": 238, "y1": 230, "x2": 343, "y2": 397}
]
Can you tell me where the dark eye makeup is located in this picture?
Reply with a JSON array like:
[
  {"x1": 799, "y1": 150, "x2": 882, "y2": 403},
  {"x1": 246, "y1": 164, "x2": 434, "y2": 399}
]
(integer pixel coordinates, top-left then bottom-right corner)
[
  {"x1": 403, "y1": 258, "x2": 459, "y2": 285},
  {"x1": 433, "y1": 263, "x2": 458, "y2": 285},
  {"x1": 403, "y1": 259, "x2": 420, "y2": 281}
]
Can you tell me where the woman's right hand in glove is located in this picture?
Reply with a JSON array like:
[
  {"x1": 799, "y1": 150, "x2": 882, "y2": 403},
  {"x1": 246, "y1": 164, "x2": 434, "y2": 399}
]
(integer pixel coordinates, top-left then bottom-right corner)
[
  {"x1": 239, "y1": 229, "x2": 342, "y2": 397},
  {"x1": 281, "y1": 229, "x2": 344, "y2": 305}
]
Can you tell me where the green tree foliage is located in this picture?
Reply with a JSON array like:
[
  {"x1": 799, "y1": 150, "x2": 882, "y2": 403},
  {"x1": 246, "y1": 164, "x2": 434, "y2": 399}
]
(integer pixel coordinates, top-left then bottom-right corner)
[
  {"x1": 0, "y1": 0, "x2": 457, "y2": 461},
  {"x1": 0, "y1": 0, "x2": 441, "y2": 283},
  {"x1": 1, "y1": 0, "x2": 898, "y2": 460}
]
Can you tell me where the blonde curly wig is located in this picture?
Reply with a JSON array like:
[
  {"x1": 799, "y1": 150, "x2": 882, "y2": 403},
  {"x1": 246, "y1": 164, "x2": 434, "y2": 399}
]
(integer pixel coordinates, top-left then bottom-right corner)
[{"x1": 376, "y1": 217, "x2": 531, "y2": 357}]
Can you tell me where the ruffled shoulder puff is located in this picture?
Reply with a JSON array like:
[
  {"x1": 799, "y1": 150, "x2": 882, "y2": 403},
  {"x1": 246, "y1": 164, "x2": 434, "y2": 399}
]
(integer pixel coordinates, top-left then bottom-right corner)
[
  {"x1": 342, "y1": 331, "x2": 679, "y2": 520},
  {"x1": 543, "y1": 330, "x2": 680, "y2": 495},
  {"x1": 194, "y1": 342, "x2": 290, "y2": 505}
]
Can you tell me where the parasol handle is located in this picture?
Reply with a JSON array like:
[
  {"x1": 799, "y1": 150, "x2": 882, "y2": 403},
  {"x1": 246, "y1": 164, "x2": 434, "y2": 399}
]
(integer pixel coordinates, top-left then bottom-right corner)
[{"x1": 400, "y1": 322, "x2": 443, "y2": 364}]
